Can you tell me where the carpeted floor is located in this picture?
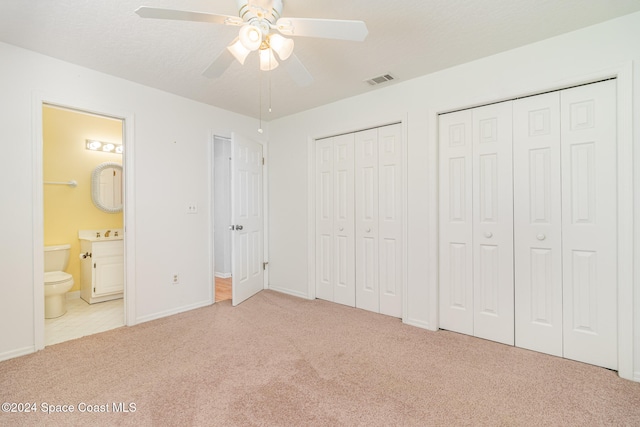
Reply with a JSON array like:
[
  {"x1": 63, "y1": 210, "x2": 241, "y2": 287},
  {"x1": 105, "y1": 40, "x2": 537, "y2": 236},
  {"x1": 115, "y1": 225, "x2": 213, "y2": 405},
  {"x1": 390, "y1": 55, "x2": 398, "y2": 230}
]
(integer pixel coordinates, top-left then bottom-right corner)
[{"x1": 1, "y1": 290, "x2": 639, "y2": 426}]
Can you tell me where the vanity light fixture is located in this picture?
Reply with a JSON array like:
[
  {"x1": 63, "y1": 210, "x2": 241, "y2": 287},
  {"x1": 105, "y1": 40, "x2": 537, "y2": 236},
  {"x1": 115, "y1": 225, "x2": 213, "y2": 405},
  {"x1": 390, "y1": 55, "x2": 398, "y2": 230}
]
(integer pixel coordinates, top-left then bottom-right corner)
[{"x1": 85, "y1": 139, "x2": 123, "y2": 155}]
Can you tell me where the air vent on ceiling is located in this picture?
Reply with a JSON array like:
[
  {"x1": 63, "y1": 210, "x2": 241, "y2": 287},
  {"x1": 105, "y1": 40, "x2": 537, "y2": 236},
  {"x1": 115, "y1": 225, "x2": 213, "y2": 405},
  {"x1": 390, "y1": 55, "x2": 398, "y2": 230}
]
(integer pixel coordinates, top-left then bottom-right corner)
[{"x1": 365, "y1": 73, "x2": 395, "y2": 86}]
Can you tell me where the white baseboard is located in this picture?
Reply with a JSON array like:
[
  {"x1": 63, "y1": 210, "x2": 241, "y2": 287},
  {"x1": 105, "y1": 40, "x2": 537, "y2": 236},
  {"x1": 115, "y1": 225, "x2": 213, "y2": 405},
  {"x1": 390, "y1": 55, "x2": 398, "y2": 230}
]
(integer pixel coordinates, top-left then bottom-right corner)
[
  {"x1": 0, "y1": 346, "x2": 36, "y2": 362},
  {"x1": 268, "y1": 285, "x2": 311, "y2": 300},
  {"x1": 214, "y1": 272, "x2": 232, "y2": 279},
  {"x1": 135, "y1": 299, "x2": 213, "y2": 325}
]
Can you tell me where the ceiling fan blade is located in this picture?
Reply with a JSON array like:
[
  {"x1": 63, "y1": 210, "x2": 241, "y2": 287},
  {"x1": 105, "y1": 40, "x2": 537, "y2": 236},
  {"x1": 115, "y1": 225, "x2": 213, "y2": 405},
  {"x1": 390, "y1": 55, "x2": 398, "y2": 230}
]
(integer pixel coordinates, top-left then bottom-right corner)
[
  {"x1": 202, "y1": 49, "x2": 235, "y2": 79},
  {"x1": 135, "y1": 6, "x2": 243, "y2": 26},
  {"x1": 276, "y1": 18, "x2": 368, "y2": 41},
  {"x1": 284, "y1": 54, "x2": 313, "y2": 87}
]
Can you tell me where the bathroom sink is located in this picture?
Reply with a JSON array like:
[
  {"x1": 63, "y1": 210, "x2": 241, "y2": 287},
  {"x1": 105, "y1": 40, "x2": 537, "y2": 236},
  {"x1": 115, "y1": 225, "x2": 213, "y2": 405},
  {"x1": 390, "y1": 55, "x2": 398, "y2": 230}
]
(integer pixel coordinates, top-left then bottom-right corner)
[{"x1": 78, "y1": 229, "x2": 124, "y2": 241}]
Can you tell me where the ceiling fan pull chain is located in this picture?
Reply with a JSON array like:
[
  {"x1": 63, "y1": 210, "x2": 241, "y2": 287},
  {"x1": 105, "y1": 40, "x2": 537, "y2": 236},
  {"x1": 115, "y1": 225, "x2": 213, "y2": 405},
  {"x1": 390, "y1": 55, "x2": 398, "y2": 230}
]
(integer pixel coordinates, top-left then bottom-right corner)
[
  {"x1": 269, "y1": 59, "x2": 273, "y2": 114},
  {"x1": 258, "y1": 68, "x2": 264, "y2": 134}
]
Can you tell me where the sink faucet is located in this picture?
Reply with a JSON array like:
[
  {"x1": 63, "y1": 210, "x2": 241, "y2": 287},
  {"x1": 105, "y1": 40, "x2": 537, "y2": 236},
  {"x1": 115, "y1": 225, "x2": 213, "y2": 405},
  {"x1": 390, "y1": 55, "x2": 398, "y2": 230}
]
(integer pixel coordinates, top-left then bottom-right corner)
[
  {"x1": 96, "y1": 232, "x2": 101, "y2": 238},
  {"x1": 105, "y1": 230, "x2": 111, "y2": 238}
]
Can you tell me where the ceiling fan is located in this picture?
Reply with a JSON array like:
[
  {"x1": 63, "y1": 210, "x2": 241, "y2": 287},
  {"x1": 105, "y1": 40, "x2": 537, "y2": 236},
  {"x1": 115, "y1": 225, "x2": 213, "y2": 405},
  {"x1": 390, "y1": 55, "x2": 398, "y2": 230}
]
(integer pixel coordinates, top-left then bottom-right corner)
[{"x1": 135, "y1": 0, "x2": 369, "y2": 86}]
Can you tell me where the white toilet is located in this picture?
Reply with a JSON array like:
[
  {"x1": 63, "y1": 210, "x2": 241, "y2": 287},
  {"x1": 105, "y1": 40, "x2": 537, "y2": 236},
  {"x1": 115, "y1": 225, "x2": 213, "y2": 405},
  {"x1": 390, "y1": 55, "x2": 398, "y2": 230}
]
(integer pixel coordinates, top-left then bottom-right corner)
[{"x1": 44, "y1": 244, "x2": 74, "y2": 319}]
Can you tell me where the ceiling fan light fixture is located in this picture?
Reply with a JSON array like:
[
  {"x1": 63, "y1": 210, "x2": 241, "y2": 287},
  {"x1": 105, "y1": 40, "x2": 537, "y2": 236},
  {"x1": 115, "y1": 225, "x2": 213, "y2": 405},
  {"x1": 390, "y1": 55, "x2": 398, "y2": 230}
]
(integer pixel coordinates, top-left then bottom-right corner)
[
  {"x1": 259, "y1": 48, "x2": 279, "y2": 71},
  {"x1": 268, "y1": 34, "x2": 294, "y2": 61},
  {"x1": 227, "y1": 38, "x2": 251, "y2": 64},
  {"x1": 239, "y1": 24, "x2": 263, "y2": 51}
]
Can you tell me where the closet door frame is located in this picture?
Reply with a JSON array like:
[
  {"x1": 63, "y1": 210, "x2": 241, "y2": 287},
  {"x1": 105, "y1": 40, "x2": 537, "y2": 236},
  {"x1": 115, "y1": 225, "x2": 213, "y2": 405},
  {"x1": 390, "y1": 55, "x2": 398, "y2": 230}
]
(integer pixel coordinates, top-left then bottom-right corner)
[
  {"x1": 429, "y1": 63, "x2": 634, "y2": 381},
  {"x1": 308, "y1": 119, "x2": 409, "y2": 321}
]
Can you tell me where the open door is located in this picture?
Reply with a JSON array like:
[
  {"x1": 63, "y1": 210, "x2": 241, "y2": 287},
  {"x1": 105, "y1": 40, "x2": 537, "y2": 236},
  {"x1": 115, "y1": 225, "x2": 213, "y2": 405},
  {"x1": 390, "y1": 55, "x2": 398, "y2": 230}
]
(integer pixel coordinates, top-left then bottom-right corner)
[{"x1": 231, "y1": 133, "x2": 264, "y2": 306}]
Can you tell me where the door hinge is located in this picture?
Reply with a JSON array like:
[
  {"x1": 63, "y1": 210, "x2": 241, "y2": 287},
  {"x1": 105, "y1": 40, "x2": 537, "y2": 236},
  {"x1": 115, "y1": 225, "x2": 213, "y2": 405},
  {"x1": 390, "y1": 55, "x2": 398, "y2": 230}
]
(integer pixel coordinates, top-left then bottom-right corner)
[
  {"x1": 263, "y1": 262, "x2": 268, "y2": 270},
  {"x1": 93, "y1": 262, "x2": 96, "y2": 269},
  {"x1": 262, "y1": 157, "x2": 265, "y2": 165}
]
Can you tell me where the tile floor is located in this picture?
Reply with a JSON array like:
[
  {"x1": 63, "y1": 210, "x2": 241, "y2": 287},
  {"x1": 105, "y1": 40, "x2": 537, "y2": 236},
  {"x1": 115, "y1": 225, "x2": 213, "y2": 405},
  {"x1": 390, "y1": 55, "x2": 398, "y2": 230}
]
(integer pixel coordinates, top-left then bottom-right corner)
[{"x1": 45, "y1": 297, "x2": 124, "y2": 346}]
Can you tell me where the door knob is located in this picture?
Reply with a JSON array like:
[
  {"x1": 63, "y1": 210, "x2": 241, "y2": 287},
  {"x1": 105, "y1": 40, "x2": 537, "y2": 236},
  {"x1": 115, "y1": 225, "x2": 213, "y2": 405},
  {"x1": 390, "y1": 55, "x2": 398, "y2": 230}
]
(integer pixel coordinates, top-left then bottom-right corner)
[
  {"x1": 236, "y1": 225, "x2": 243, "y2": 231},
  {"x1": 338, "y1": 227, "x2": 344, "y2": 231},
  {"x1": 484, "y1": 232, "x2": 493, "y2": 238},
  {"x1": 537, "y1": 234, "x2": 546, "y2": 241}
]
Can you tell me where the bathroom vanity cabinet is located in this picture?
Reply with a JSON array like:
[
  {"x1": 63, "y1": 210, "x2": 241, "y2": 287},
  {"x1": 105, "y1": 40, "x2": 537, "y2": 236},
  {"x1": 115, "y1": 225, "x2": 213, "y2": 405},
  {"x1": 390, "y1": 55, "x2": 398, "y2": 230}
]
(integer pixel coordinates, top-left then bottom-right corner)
[{"x1": 79, "y1": 234, "x2": 124, "y2": 304}]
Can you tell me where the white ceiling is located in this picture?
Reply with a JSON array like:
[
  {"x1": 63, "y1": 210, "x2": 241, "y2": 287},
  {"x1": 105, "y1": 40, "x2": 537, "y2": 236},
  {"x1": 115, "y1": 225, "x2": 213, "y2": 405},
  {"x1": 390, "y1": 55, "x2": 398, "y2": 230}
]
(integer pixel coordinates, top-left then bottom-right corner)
[{"x1": 2, "y1": 0, "x2": 640, "y2": 120}]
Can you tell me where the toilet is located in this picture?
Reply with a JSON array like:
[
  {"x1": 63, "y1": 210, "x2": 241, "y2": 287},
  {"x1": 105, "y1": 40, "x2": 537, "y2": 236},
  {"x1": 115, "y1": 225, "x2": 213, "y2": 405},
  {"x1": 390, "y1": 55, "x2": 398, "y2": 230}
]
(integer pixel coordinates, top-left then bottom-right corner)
[{"x1": 44, "y1": 244, "x2": 74, "y2": 319}]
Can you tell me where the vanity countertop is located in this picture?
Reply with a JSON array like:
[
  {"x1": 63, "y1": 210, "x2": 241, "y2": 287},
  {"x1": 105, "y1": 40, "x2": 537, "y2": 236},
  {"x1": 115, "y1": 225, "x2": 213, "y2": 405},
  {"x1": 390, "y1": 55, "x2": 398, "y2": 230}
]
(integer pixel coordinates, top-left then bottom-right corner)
[{"x1": 78, "y1": 229, "x2": 124, "y2": 242}]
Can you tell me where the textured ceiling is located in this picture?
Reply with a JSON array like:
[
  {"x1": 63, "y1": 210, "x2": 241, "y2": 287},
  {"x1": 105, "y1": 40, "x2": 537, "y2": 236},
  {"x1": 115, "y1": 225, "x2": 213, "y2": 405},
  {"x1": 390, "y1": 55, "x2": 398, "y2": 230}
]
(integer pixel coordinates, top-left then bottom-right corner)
[{"x1": 1, "y1": 0, "x2": 640, "y2": 120}]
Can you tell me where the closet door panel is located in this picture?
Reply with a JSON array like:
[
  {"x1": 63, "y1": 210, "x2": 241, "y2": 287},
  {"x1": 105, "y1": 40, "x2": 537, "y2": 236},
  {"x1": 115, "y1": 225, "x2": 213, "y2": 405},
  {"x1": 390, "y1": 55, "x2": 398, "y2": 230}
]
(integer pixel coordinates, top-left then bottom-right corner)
[
  {"x1": 316, "y1": 138, "x2": 334, "y2": 301},
  {"x1": 513, "y1": 92, "x2": 563, "y2": 357},
  {"x1": 561, "y1": 80, "x2": 617, "y2": 370},
  {"x1": 355, "y1": 129, "x2": 379, "y2": 313},
  {"x1": 378, "y1": 124, "x2": 403, "y2": 317},
  {"x1": 472, "y1": 102, "x2": 514, "y2": 345},
  {"x1": 439, "y1": 110, "x2": 474, "y2": 335},
  {"x1": 333, "y1": 133, "x2": 356, "y2": 307}
]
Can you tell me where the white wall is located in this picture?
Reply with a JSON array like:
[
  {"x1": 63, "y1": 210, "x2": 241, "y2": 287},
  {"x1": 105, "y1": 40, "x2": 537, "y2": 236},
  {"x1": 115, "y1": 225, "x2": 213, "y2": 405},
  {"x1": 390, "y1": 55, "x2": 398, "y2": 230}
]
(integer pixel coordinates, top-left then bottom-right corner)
[
  {"x1": 0, "y1": 41, "x2": 261, "y2": 360},
  {"x1": 267, "y1": 12, "x2": 640, "y2": 380}
]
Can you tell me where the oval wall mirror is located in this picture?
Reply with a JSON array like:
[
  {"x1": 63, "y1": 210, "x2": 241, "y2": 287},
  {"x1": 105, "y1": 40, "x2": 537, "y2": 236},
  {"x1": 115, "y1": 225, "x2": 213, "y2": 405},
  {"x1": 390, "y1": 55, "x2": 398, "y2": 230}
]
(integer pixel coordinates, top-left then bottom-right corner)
[{"x1": 91, "y1": 162, "x2": 123, "y2": 213}]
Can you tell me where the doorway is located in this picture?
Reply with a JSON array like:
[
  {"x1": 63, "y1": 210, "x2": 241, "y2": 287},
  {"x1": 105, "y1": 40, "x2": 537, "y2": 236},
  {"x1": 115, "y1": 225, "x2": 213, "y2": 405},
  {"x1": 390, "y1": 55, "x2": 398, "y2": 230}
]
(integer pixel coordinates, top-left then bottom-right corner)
[
  {"x1": 213, "y1": 136, "x2": 232, "y2": 302},
  {"x1": 42, "y1": 104, "x2": 125, "y2": 345}
]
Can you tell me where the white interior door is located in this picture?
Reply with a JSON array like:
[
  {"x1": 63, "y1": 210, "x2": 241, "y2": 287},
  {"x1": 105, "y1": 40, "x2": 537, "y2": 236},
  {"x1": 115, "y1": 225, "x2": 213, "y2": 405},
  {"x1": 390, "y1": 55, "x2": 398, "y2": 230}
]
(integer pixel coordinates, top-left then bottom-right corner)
[
  {"x1": 514, "y1": 92, "x2": 563, "y2": 356},
  {"x1": 355, "y1": 128, "x2": 379, "y2": 313},
  {"x1": 315, "y1": 134, "x2": 355, "y2": 307},
  {"x1": 561, "y1": 80, "x2": 617, "y2": 370},
  {"x1": 439, "y1": 109, "x2": 474, "y2": 336},
  {"x1": 333, "y1": 134, "x2": 356, "y2": 307},
  {"x1": 472, "y1": 101, "x2": 514, "y2": 346},
  {"x1": 231, "y1": 133, "x2": 264, "y2": 306},
  {"x1": 377, "y1": 124, "x2": 403, "y2": 317},
  {"x1": 316, "y1": 137, "x2": 335, "y2": 302}
]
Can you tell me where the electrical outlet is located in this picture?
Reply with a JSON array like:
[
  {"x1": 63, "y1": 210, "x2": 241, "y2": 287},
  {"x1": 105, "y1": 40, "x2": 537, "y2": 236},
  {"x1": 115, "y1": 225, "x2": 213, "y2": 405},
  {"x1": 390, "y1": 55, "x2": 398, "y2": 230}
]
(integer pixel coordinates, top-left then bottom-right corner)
[
  {"x1": 186, "y1": 204, "x2": 198, "y2": 214},
  {"x1": 172, "y1": 274, "x2": 179, "y2": 285}
]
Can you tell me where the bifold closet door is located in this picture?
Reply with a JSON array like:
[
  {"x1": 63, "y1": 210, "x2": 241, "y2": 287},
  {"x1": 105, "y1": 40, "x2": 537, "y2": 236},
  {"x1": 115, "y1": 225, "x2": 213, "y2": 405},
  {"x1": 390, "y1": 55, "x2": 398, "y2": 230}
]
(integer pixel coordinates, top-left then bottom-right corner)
[
  {"x1": 561, "y1": 80, "x2": 617, "y2": 370},
  {"x1": 439, "y1": 110, "x2": 474, "y2": 336},
  {"x1": 514, "y1": 80, "x2": 617, "y2": 369},
  {"x1": 354, "y1": 124, "x2": 403, "y2": 317},
  {"x1": 472, "y1": 102, "x2": 514, "y2": 345},
  {"x1": 513, "y1": 92, "x2": 563, "y2": 357},
  {"x1": 315, "y1": 134, "x2": 355, "y2": 307},
  {"x1": 439, "y1": 102, "x2": 514, "y2": 345}
]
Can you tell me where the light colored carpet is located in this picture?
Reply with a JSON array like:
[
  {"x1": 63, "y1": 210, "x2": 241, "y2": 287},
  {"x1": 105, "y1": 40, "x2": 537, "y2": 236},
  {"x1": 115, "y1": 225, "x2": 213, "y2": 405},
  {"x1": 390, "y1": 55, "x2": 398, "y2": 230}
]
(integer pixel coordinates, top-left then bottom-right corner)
[{"x1": 1, "y1": 290, "x2": 639, "y2": 426}]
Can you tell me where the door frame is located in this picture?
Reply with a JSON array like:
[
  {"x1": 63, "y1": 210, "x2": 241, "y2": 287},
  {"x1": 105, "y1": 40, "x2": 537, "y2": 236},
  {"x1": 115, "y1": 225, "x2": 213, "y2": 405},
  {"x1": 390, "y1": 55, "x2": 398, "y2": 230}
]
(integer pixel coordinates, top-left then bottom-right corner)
[
  {"x1": 32, "y1": 92, "x2": 136, "y2": 350},
  {"x1": 428, "y1": 63, "x2": 634, "y2": 380},
  {"x1": 306, "y1": 118, "x2": 409, "y2": 319},
  {"x1": 210, "y1": 130, "x2": 269, "y2": 302}
]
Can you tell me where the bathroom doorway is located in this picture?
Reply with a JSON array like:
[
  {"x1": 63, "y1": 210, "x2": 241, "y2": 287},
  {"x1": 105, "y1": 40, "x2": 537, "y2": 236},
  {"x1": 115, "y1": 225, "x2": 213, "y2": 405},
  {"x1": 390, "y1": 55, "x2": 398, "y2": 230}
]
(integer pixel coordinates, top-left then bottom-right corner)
[
  {"x1": 213, "y1": 135, "x2": 233, "y2": 302},
  {"x1": 42, "y1": 104, "x2": 125, "y2": 346}
]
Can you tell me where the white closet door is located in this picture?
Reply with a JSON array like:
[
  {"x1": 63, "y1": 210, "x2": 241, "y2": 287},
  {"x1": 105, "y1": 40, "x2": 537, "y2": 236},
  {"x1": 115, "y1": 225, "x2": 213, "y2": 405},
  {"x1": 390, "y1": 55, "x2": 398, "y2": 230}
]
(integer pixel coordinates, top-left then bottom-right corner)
[
  {"x1": 316, "y1": 137, "x2": 334, "y2": 302},
  {"x1": 472, "y1": 102, "x2": 514, "y2": 345},
  {"x1": 513, "y1": 92, "x2": 563, "y2": 356},
  {"x1": 561, "y1": 80, "x2": 617, "y2": 370},
  {"x1": 316, "y1": 134, "x2": 356, "y2": 306},
  {"x1": 332, "y1": 134, "x2": 356, "y2": 307},
  {"x1": 354, "y1": 124, "x2": 403, "y2": 317},
  {"x1": 377, "y1": 124, "x2": 403, "y2": 317},
  {"x1": 439, "y1": 110, "x2": 474, "y2": 336},
  {"x1": 355, "y1": 128, "x2": 379, "y2": 313}
]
